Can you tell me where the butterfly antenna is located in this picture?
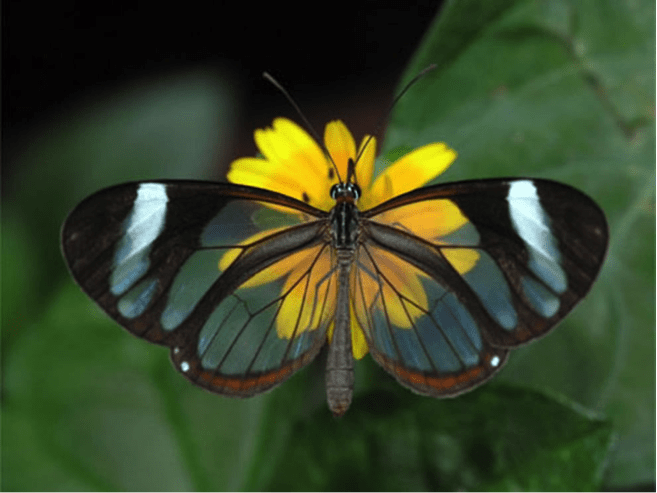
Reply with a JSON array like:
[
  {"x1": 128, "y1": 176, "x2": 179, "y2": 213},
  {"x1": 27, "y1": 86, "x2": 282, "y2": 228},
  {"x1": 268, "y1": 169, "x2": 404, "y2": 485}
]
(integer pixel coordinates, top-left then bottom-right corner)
[
  {"x1": 354, "y1": 64, "x2": 437, "y2": 165},
  {"x1": 263, "y1": 72, "x2": 343, "y2": 183}
]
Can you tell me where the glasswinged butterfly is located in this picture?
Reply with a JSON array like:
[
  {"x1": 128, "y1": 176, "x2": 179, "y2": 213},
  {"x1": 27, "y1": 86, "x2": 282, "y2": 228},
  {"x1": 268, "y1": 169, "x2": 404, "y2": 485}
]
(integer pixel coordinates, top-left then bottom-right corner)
[{"x1": 61, "y1": 79, "x2": 609, "y2": 417}]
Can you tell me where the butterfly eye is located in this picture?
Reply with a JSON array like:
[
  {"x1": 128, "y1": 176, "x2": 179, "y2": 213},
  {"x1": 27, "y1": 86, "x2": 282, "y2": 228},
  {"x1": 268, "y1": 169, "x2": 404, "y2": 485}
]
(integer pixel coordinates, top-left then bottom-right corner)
[{"x1": 330, "y1": 183, "x2": 361, "y2": 201}]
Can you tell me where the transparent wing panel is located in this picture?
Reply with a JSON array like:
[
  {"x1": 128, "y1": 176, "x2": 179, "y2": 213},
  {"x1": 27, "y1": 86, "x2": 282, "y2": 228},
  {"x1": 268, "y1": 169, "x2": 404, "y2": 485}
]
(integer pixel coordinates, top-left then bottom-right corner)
[
  {"x1": 190, "y1": 242, "x2": 336, "y2": 377},
  {"x1": 352, "y1": 241, "x2": 506, "y2": 397}
]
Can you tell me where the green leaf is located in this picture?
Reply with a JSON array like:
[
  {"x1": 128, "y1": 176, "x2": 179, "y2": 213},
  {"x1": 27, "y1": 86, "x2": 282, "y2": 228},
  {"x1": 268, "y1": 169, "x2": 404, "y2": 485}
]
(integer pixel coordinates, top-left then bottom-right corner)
[
  {"x1": 254, "y1": 386, "x2": 613, "y2": 491},
  {"x1": 387, "y1": 0, "x2": 654, "y2": 488},
  {"x1": 2, "y1": 282, "x2": 270, "y2": 491},
  {"x1": 1, "y1": 212, "x2": 45, "y2": 356}
]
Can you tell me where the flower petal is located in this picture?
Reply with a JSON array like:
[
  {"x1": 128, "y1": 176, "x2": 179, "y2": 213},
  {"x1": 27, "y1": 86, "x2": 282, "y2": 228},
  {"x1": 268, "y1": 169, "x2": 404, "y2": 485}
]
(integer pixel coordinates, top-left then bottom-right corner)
[
  {"x1": 277, "y1": 249, "x2": 334, "y2": 338},
  {"x1": 218, "y1": 227, "x2": 284, "y2": 271},
  {"x1": 351, "y1": 317, "x2": 369, "y2": 359},
  {"x1": 229, "y1": 118, "x2": 339, "y2": 211},
  {"x1": 371, "y1": 143, "x2": 457, "y2": 203},
  {"x1": 360, "y1": 167, "x2": 392, "y2": 211},
  {"x1": 256, "y1": 118, "x2": 327, "y2": 177},
  {"x1": 442, "y1": 247, "x2": 480, "y2": 274},
  {"x1": 355, "y1": 135, "x2": 376, "y2": 191},
  {"x1": 324, "y1": 120, "x2": 356, "y2": 181},
  {"x1": 227, "y1": 157, "x2": 305, "y2": 200},
  {"x1": 326, "y1": 316, "x2": 370, "y2": 359},
  {"x1": 375, "y1": 198, "x2": 469, "y2": 240},
  {"x1": 218, "y1": 227, "x2": 317, "y2": 291},
  {"x1": 357, "y1": 246, "x2": 429, "y2": 329}
]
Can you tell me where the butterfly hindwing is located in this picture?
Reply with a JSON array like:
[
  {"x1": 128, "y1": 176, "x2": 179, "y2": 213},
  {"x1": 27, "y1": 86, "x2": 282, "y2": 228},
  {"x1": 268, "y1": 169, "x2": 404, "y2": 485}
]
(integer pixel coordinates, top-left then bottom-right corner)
[
  {"x1": 62, "y1": 181, "x2": 336, "y2": 396},
  {"x1": 355, "y1": 178, "x2": 608, "y2": 396},
  {"x1": 352, "y1": 235, "x2": 510, "y2": 397}
]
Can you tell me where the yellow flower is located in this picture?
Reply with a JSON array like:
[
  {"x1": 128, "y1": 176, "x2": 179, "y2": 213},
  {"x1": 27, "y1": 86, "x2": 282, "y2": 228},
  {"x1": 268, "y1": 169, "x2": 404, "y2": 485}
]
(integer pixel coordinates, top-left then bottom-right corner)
[{"x1": 223, "y1": 118, "x2": 478, "y2": 359}]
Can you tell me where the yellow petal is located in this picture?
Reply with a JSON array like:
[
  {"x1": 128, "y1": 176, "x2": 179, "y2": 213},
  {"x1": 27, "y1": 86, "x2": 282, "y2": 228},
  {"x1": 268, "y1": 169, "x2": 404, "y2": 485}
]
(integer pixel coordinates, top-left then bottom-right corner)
[
  {"x1": 227, "y1": 157, "x2": 305, "y2": 199},
  {"x1": 230, "y1": 117, "x2": 341, "y2": 210},
  {"x1": 229, "y1": 118, "x2": 337, "y2": 211},
  {"x1": 218, "y1": 228, "x2": 318, "y2": 291},
  {"x1": 357, "y1": 246, "x2": 429, "y2": 329},
  {"x1": 256, "y1": 118, "x2": 327, "y2": 177},
  {"x1": 326, "y1": 314, "x2": 370, "y2": 359},
  {"x1": 229, "y1": 157, "x2": 336, "y2": 211},
  {"x1": 276, "y1": 248, "x2": 333, "y2": 338},
  {"x1": 218, "y1": 227, "x2": 285, "y2": 273},
  {"x1": 361, "y1": 170, "x2": 393, "y2": 211},
  {"x1": 442, "y1": 247, "x2": 480, "y2": 274},
  {"x1": 375, "y1": 198, "x2": 469, "y2": 240},
  {"x1": 355, "y1": 135, "x2": 376, "y2": 190},
  {"x1": 351, "y1": 317, "x2": 369, "y2": 359},
  {"x1": 371, "y1": 143, "x2": 457, "y2": 202},
  {"x1": 324, "y1": 120, "x2": 356, "y2": 181},
  {"x1": 378, "y1": 260, "x2": 428, "y2": 328}
]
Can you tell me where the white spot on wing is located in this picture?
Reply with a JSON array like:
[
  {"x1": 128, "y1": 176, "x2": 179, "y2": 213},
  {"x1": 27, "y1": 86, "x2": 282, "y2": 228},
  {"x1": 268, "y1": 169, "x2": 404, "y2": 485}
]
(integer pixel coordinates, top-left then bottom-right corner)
[
  {"x1": 110, "y1": 183, "x2": 168, "y2": 295},
  {"x1": 123, "y1": 184, "x2": 168, "y2": 254},
  {"x1": 181, "y1": 361, "x2": 190, "y2": 372},
  {"x1": 508, "y1": 181, "x2": 556, "y2": 261},
  {"x1": 507, "y1": 181, "x2": 567, "y2": 294}
]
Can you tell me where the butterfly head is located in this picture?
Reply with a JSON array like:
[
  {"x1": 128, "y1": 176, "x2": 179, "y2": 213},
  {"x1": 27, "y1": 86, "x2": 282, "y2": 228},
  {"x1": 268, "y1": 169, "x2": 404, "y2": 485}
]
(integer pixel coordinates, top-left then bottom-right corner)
[{"x1": 330, "y1": 158, "x2": 361, "y2": 204}]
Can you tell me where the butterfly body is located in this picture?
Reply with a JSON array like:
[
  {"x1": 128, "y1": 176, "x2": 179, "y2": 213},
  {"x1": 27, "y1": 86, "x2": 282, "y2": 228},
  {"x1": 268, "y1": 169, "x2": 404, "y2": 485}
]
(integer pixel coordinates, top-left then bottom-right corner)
[{"x1": 325, "y1": 179, "x2": 362, "y2": 415}]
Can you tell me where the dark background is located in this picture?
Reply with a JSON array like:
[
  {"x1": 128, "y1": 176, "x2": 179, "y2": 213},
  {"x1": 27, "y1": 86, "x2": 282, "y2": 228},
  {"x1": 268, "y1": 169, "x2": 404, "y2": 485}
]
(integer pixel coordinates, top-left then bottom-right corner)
[{"x1": 4, "y1": 1, "x2": 444, "y2": 165}]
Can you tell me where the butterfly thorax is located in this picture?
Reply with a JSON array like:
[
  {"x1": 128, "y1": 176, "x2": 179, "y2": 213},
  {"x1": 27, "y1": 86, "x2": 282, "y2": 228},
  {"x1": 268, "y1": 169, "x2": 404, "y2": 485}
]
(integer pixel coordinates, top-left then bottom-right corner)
[{"x1": 329, "y1": 182, "x2": 361, "y2": 255}]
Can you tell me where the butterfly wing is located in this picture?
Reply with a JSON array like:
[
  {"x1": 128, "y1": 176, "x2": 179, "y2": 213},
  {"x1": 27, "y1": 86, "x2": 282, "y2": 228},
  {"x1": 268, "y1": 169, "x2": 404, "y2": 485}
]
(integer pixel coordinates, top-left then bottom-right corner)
[
  {"x1": 62, "y1": 181, "x2": 337, "y2": 396},
  {"x1": 355, "y1": 178, "x2": 608, "y2": 396}
]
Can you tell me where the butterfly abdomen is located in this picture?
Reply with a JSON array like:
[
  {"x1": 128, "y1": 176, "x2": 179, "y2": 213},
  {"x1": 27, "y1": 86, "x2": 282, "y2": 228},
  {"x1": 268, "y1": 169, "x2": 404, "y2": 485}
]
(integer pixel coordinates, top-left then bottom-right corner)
[
  {"x1": 325, "y1": 259, "x2": 355, "y2": 417},
  {"x1": 325, "y1": 190, "x2": 362, "y2": 417}
]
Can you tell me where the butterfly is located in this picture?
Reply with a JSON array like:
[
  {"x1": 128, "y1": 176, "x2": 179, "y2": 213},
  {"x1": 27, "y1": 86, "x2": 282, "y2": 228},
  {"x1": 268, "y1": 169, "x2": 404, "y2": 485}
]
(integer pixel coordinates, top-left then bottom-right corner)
[{"x1": 61, "y1": 115, "x2": 609, "y2": 417}]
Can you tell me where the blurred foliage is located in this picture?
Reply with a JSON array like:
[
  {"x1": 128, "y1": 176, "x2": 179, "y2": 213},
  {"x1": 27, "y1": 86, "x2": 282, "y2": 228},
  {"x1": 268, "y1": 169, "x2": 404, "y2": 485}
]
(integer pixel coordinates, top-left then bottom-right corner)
[
  {"x1": 250, "y1": 386, "x2": 612, "y2": 491},
  {"x1": 2, "y1": 0, "x2": 654, "y2": 490}
]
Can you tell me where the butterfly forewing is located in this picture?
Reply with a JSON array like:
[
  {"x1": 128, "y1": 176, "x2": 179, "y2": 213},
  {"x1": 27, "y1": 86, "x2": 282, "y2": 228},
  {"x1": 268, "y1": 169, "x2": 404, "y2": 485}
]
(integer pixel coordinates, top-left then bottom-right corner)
[
  {"x1": 62, "y1": 181, "x2": 336, "y2": 396},
  {"x1": 356, "y1": 178, "x2": 608, "y2": 396}
]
